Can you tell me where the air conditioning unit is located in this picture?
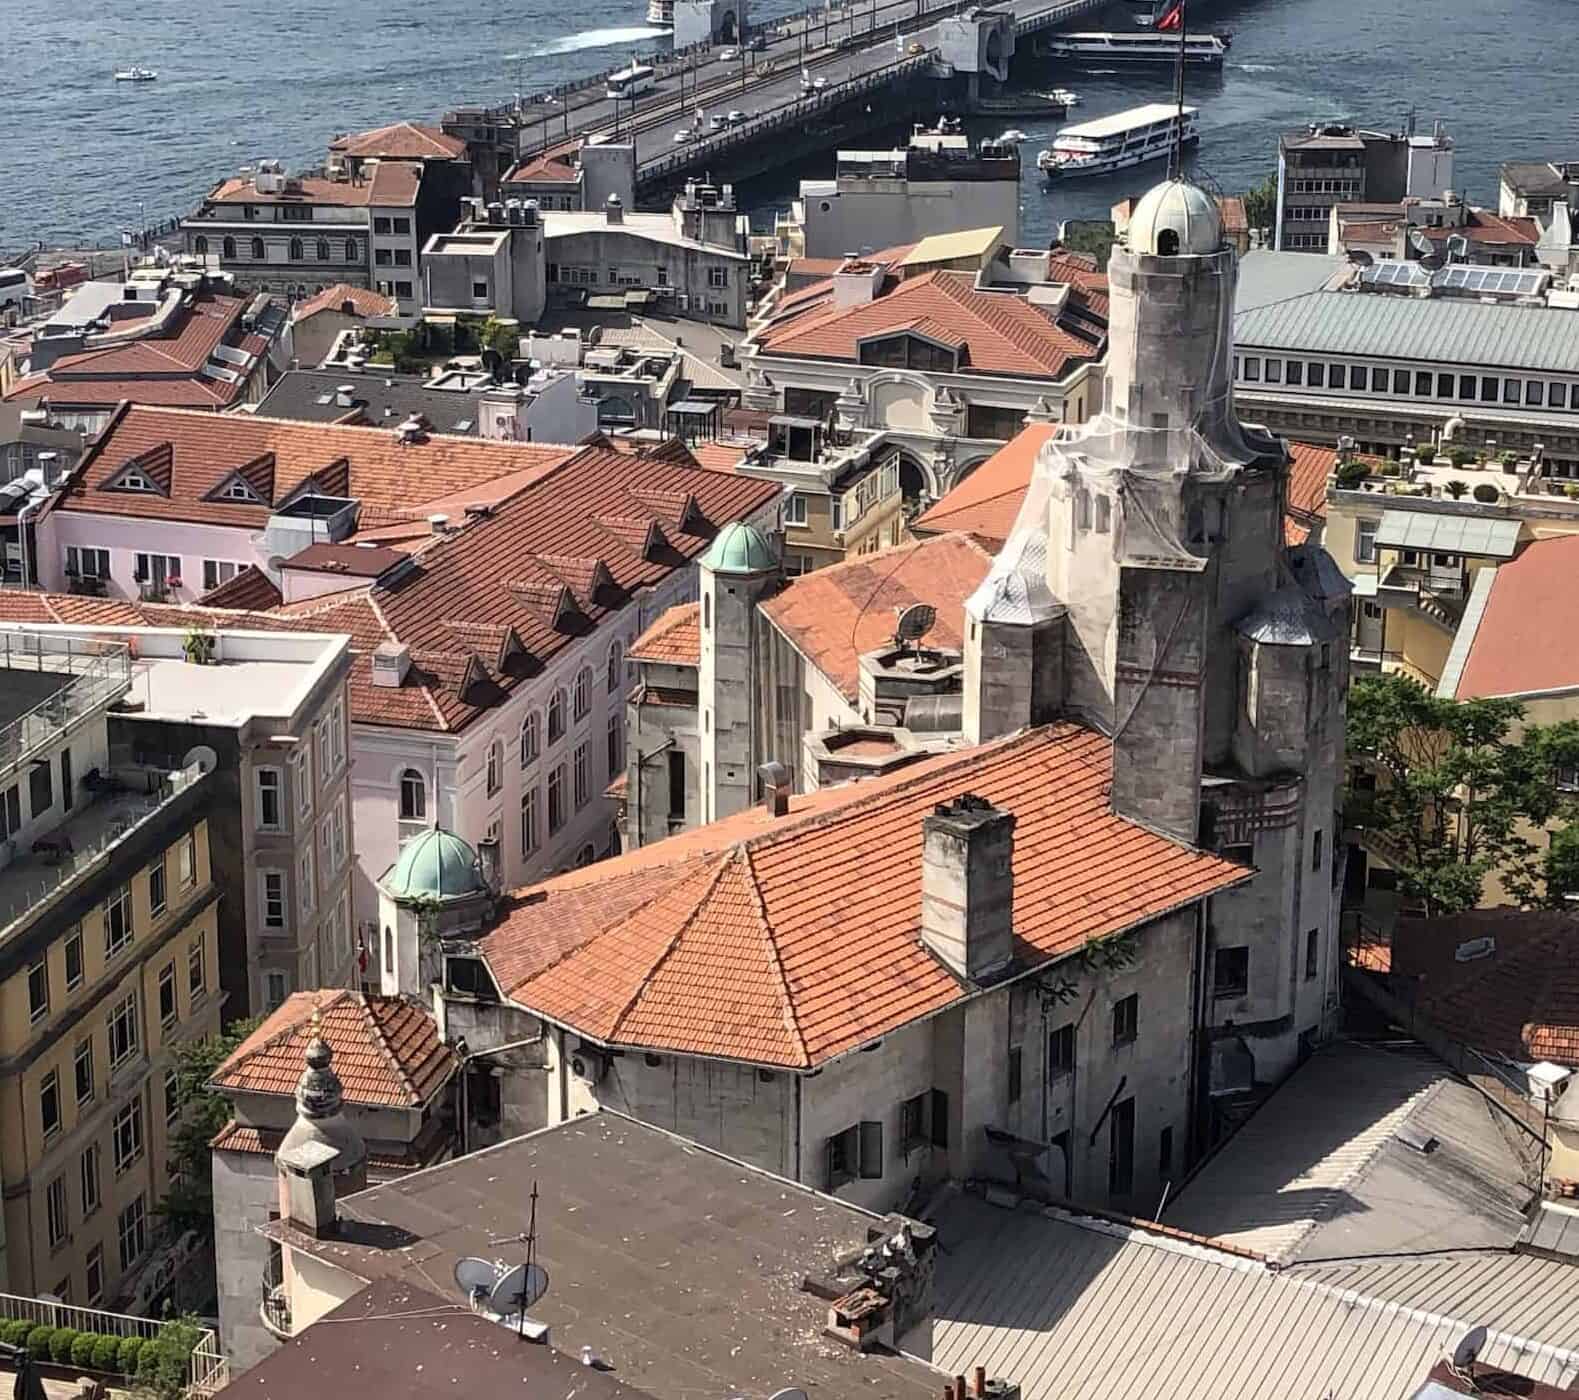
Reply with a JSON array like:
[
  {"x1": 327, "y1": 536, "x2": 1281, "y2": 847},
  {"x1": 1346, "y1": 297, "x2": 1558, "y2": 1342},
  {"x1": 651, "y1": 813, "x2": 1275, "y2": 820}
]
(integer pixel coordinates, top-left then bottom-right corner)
[{"x1": 570, "y1": 1041, "x2": 611, "y2": 1084}]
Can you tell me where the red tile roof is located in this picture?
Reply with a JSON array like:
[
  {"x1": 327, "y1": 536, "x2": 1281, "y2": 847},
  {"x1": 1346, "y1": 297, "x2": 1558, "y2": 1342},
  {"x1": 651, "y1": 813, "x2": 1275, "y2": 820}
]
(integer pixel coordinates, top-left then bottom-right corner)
[
  {"x1": 1453, "y1": 533, "x2": 1579, "y2": 699},
  {"x1": 209, "y1": 1120, "x2": 441, "y2": 1172},
  {"x1": 912, "y1": 423, "x2": 1055, "y2": 548},
  {"x1": 503, "y1": 153, "x2": 582, "y2": 184},
  {"x1": 687, "y1": 439, "x2": 749, "y2": 473},
  {"x1": 1284, "y1": 441, "x2": 1336, "y2": 545},
  {"x1": 198, "y1": 564, "x2": 282, "y2": 610},
  {"x1": 759, "y1": 533, "x2": 991, "y2": 704},
  {"x1": 212, "y1": 989, "x2": 456, "y2": 1107},
  {"x1": 205, "y1": 162, "x2": 422, "y2": 208},
  {"x1": 480, "y1": 725, "x2": 1249, "y2": 1067},
  {"x1": 629, "y1": 602, "x2": 700, "y2": 666},
  {"x1": 59, "y1": 403, "x2": 575, "y2": 529},
  {"x1": 757, "y1": 270, "x2": 1098, "y2": 380},
  {"x1": 293, "y1": 284, "x2": 399, "y2": 322},
  {"x1": 329, "y1": 121, "x2": 467, "y2": 161},
  {"x1": 283, "y1": 543, "x2": 409, "y2": 577},
  {"x1": 1393, "y1": 911, "x2": 1579, "y2": 1065}
]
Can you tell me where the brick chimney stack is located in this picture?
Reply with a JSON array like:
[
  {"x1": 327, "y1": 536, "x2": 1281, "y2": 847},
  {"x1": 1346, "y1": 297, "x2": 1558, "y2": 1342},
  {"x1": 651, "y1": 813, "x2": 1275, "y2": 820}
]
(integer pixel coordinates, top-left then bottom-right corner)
[{"x1": 919, "y1": 795, "x2": 1015, "y2": 981}]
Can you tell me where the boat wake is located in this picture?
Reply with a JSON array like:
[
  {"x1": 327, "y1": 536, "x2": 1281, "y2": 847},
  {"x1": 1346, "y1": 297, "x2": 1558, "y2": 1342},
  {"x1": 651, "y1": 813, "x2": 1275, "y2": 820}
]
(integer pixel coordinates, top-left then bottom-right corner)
[
  {"x1": 1236, "y1": 62, "x2": 1277, "y2": 72},
  {"x1": 525, "y1": 25, "x2": 667, "y2": 56}
]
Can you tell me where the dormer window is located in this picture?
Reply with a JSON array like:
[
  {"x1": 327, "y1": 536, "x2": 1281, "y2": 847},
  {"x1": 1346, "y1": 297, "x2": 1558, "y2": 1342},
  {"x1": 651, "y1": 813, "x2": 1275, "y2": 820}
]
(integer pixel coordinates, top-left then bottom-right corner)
[
  {"x1": 219, "y1": 479, "x2": 258, "y2": 502},
  {"x1": 857, "y1": 332, "x2": 961, "y2": 373},
  {"x1": 119, "y1": 472, "x2": 154, "y2": 492}
]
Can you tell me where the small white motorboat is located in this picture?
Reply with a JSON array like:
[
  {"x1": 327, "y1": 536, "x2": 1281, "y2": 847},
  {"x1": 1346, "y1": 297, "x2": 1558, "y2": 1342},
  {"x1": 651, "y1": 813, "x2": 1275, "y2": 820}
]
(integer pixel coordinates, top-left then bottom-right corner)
[
  {"x1": 1050, "y1": 87, "x2": 1081, "y2": 105},
  {"x1": 114, "y1": 66, "x2": 158, "y2": 82}
]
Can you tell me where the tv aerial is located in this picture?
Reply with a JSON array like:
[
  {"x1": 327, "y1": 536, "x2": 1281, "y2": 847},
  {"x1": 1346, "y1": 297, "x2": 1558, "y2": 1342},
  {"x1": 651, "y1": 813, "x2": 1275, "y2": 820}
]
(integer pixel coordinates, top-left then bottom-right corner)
[{"x1": 893, "y1": 603, "x2": 936, "y2": 653}]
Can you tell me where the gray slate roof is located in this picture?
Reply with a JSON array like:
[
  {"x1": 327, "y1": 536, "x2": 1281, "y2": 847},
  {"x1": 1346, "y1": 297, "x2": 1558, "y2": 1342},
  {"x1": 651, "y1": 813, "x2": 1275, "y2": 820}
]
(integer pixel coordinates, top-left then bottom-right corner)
[
  {"x1": 1234, "y1": 290, "x2": 1579, "y2": 375},
  {"x1": 256, "y1": 370, "x2": 484, "y2": 435}
]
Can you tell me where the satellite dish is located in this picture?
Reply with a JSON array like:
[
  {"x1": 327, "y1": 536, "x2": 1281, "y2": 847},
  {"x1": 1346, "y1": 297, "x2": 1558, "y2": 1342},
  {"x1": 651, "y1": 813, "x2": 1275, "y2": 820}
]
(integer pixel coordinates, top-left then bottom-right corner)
[
  {"x1": 1452, "y1": 1325, "x2": 1488, "y2": 1371},
  {"x1": 182, "y1": 745, "x2": 219, "y2": 775},
  {"x1": 769, "y1": 1391, "x2": 810, "y2": 1400},
  {"x1": 1419, "y1": 250, "x2": 1448, "y2": 271},
  {"x1": 454, "y1": 1257, "x2": 499, "y2": 1301},
  {"x1": 894, "y1": 603, "x2": 937, "y2": 647},
  {"x1": 489, "y1": 1262, "x2": 549, "y2": 1314},
  {"x1": 1348, "y1": 249, "x2": 1373, "y2": 267}
]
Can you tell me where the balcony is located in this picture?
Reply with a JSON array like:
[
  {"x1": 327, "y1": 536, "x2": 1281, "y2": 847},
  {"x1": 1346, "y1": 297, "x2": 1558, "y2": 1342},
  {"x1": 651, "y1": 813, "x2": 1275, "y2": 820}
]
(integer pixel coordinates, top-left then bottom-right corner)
[
  {"x1": 0, "y1": 632, "x2": 131, "y2": 777},
  {"x1": 260, "y1": 1282, "x2": 292, "y2": 1340},
  {"x1": 1374, "y1": 563, "x2": 1464, "y2": 633}
]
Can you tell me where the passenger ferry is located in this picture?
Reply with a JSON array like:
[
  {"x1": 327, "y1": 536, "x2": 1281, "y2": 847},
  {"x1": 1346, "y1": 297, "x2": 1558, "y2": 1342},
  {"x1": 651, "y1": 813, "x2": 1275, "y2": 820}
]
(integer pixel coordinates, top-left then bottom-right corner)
[
  {"x1": 1036, "y1": 103, "x2": 1199, "y2": 180},
  {"x1": 646, "y1": 0, "x2": 674, "y2": 27},
  {"x1": 1040, "y1": 31, "x2": 1228, "y2": 68}
]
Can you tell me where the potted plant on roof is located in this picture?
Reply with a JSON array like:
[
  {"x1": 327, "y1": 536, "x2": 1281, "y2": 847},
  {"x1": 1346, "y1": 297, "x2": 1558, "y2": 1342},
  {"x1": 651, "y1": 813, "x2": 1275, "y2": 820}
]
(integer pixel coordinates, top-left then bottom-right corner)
[{"x1": 182, "y1": 629, "x2": 216, "y2": 666}]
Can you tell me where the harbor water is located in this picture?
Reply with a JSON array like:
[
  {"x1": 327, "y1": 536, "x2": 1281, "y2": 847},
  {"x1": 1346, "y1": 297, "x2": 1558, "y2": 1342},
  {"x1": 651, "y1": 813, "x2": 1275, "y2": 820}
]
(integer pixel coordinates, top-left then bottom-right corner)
[{"x1": 1, "y1": 0, "x2": 1576, "y2": 251}]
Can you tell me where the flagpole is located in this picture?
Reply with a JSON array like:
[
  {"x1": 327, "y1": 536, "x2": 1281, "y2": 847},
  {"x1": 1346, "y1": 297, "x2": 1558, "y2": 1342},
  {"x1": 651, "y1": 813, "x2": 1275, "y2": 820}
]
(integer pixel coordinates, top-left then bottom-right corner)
[{"x1": 1168, "y1": 0, "x2": 1186, "y2": 180}]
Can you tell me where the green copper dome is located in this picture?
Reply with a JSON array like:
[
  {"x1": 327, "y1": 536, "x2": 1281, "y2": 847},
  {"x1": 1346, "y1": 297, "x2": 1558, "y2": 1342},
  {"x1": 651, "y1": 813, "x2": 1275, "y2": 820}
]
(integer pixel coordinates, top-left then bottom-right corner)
[
  {"x1": 384, "y1": 826, "x2": 488, "y2": 901},
  {"x1": 699, "y1": 521, "x2": 777, "y2": 574}
]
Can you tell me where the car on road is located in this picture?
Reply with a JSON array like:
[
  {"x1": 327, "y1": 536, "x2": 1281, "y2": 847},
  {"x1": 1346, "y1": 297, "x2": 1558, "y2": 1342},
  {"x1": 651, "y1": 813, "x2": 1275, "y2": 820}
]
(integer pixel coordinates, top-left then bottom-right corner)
[
  {"x1": 727, "y1": 108, "x2": 748, "y2": 125},
  {"x1": 672, "y1": 128, "x2": 693, "y2": 144},
  {"x1": 717, "y1": 45, "x2": 739, "y2": 60},
  {"x1": 747, "y1": 34, "x2": 767, "y2": 50},
  {"x1": 709, "y1": 112, "x2": 728, "y2": 130}
]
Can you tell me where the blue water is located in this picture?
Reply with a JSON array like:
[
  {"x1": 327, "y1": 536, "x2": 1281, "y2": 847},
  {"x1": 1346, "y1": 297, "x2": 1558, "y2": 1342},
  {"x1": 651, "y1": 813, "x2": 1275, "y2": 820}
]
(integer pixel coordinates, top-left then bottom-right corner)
[{"x1": 1, "y1": 0, "x2": 1575, "y2": 250}]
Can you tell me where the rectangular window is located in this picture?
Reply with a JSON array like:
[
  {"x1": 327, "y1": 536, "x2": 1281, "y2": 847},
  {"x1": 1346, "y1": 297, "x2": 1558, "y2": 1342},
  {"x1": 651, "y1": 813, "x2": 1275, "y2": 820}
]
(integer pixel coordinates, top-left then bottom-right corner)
[
  {"x1": 1371, "y1": 367, "x2": 1388, "y2": 393},
  {"x1": 105, "y1": 885, "x2": 133, "y2": 958},
  {"x1": 1048, "y1": 1023, "x2": 1075, "y2": 1077},
  {"x1": 188, "y1": 938, "x2": 205, "y2": 996},
  {"x1": 109, "y1": 991, "x2": 138, "y2": 1069},
  {"x1": 201, "y1": 559, "x2": 239, "y2": 591},
  {"x1": 1112, "y1": 994, "x2": 1138, "y2": 1046},
  {"x1": 298, "y1": 848, "x2": 314, "y2": 918},
  {"x1": 46, "y1": 1175, "x2": 68, "y2": 1249},
  {"x1": 1007, "y1": 1046, "x2": 1022, "y2": 1105},
  {"x1": 28, "y1": 759, "x2": 52, "y2": 819},
  {"x1": 158, "y1": 961, "x2": 177, "y2": 1029},
  {"x1": 521, "y1": 788, "x2": 539, "y2": 856},
  {"x1": 329, "y1": 700, "x2": 346, "y2": 774},
  {"x1": 40, "y1": 1069, "x2": 61, "y2": 1137},
  {"x1": 265, "y1": 971, "x2": 288, "y2": 1010},
  {"x1": 707, "y1": 266, "x2": 728, "y2": 289},
  {"x1": 1552, "y1": 383, "x2": 1569, "y2": 409},
  {"x1": 329, "y1": 797, "x2": 347, "y2": 872},
  {"x1": 1213, "y1": 945, "x2": 1250, "y2": 998},
  {"x1": 1328, "y1": 364, "x2": 1345, "y2": 390},
  {"x1": 1305, "y1": 927, "x2": 1320, "y2": 981},
  {"x1": 293, "y1": 744, "x2": 312, "y2": 818},
  {"x1": 666, "y1": 750, "x2": 686, "y2": 819},
  {"x1": 1307, "y1": 362, "x2": 1324, "y2": 388},
  {"x1": 900, "y1": 1092, "x2": 927, "y2": 1151},
  {"x1": 260, "y1": 870, "x2": 285, "y2": 928},
  {"x1": 574, "y1": 741, "x2": 590, "y2": 809},
  {"x1": 28, "y1": 956, "x2": 48, "y2": 1022},
  {"x1": 75, "y1": 1037, "x2": 94, "y2": 1105},
  {"x1": 548, "y1": 765, "x2": 566, "y2": 833},
  {"x1": 256, "y1": 768, "x2": 283, "y2": 830},
  {"x1": 148, "y1": 857, "x2": 166, "y2": 918},
  {"x1": 64, "y1": 925, "x2": 83, "y2": 991},
  {"x1": 784, "y1": 493, "x2": 808, "y2": 527},
  {"x1": 81, "y1": 1145, "x2": 101, "y2": 1217},
  {"x1": 1285, "y1": 360, "x2": 1303, "y2": 387},
  {"x1": 1415, "y1": 370, "x2": 1433, "y2": 397},
  {"x1": 112, "y1": 1096, "x2": 143, "y2": 1173},
  {"x1": 1264, "y1": 358, "x2": 1282, "y2": 384},
  {"x1": 117, "y1": 1195, "x2": 147, "y2": 1272},
  {"x1": 165, "y1": 1068, "x2": 181, "y2": 1128},
  {"x1": 178, "y1": 831, "x2": 196, "y2": 888},
  {"x1": 1355, "y1": 519, "x2": 1379, "y2": 564},
  {"x1": 1478, "y1": 375, "x2": 1497, "y2": 402},
  {"x1": 1313, "y1": 828, "x2": 1324, "y2": 871},
  {"x1": 1527, "y1": 381, "x2": 1545, "y2": 407},
  {"x1": 1242, "y1": 356, "x2": 1261, "y2": 382},
  {"x1": 1504, "y1": 378, "x2": 1521, "y2": 405},
  {"x1": 1392, "y1": 369, "x2": 1409, "y2": 395},
  {"x1": 606, "y1": 710, "x2": 623, "y2": 782},
  {"x1": 65, "y1": 545, "x2": 111, "y2": 579},
  {"x1": 826, "y1": 1124, "x2": 859, "y2": 1189},
  {"x1": 1108, "y1": 1097, "x2": 1135, "y2": 1196},
  {"x1": 85, "y1": 1244, "x2": 104, "y2": 1305}
]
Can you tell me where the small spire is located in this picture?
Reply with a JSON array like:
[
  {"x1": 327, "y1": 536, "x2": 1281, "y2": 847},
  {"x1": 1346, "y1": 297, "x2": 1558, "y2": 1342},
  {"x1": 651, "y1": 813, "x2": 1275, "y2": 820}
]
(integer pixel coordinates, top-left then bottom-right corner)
[{"x1": 295, "y1": 1022, "x2": 345, "y2": 1122}]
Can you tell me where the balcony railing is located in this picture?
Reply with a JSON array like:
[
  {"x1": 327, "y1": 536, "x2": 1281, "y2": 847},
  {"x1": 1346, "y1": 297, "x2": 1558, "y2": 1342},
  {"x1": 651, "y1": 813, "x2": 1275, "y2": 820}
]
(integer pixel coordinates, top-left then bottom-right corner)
[
  {"x1": 0, "y1": 632, "x2": 132, "y2": 777},
  {"x1": 260, "y1": 1258, "x2": 292, "y2": 1340}
]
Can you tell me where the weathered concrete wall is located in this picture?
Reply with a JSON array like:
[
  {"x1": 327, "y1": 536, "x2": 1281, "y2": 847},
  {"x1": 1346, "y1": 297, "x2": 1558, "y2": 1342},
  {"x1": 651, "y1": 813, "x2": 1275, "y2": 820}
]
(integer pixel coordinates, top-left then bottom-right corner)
[
  {"x1": 212, "y1": 1148, "x2": 280, "y2": 1374},
  {"x1": 800, "y1": 177, "x2": 1021, "y2": 261}
]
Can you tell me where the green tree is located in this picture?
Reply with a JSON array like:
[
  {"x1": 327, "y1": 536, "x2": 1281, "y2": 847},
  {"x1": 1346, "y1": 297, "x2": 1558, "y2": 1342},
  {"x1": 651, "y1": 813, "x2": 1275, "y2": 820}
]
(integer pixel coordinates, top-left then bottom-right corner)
[
  {"x1": 131, "y1": 1315, "x2": 204, "y2": 1400},
  {"x1": 1346, "y1": 673, "x2": 1579, "y2": 914},
  {"x1": 1058, "y1": 219, "x2": 1116, "y2": 266},
  {"x1": 1241, "y1": 172, "x2": 1278, "y2": 237},
  {"x1": 155, "y1": 1017, "x2": 261, "y2": 1237}
]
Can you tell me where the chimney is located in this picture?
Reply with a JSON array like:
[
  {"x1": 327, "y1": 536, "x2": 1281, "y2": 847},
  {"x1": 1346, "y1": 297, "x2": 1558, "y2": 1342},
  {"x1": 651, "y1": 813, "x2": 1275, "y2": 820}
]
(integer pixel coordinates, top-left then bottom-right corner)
[
  {"x1": 477, "y1": 834, "x2": 502, "y2": 892},
  {"x1": 371, "y1": 640, "x2": 412, "y2": 687},
  {"x1": 759, "y1": 760, "x2": 790, "y2": 817},
  {"x1": 274, "y1": 1022, "x2": 367, "y2": 1240},
  {"x1": 428, "y1": 512, "x2": 450, "y2": 535},
  {"x1": 919, "y1": 795, "x2": 1015, "y2": 981},
  {"x1": 335, "y1": 383, "x2": 355, "y2": 408},
  {"x1": 605, "y1": 193, "x2": 624, "y2": 225}
]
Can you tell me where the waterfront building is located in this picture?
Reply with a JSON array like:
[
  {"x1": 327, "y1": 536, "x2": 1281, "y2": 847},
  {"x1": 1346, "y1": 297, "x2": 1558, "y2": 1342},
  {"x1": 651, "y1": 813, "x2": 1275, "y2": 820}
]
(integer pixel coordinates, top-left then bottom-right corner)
[
  {"x1": 0, "y1": 632, "x2": 221, "y2": 1309},
  {"x1": 1325, "y1": 194, "x2": 1540, "y2": 266},
  {"x1": 284, "y1": 284, "x2": 400, "y2": 369},
  {"x1": 744, "y1": 240, "x2": 1107, "y2": 507},
  {"x1": 1499, "y1": 158, "x2": 1579, "y2": 219},
  {"x1": 1276, "y1": 119, "x2": 1453, "y2": 251}
]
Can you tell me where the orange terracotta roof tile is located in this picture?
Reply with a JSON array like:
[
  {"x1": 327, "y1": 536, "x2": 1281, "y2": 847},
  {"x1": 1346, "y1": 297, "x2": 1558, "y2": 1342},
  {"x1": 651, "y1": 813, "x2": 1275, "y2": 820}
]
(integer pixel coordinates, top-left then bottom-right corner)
[
  {"x1": 59, "y1": 403, "x2": 576, "y2": 529},
  {"x1": 211, "y1": 989, "x2": 456, "y2": 1108},
  {"x1": 209, "y1": 1119, "x2": 440, "y2": 1171},
  {"x1": 503, "y1": 153, "x2": 582, "y2": 184},
  {"x1": 207, "y1": 162, "x2": 422, "y2": 208},
  {"x1": 197, "y1": 564, "x2": 282, "y2": 610},
  {"x1": 629, "y1": 602, "x2": 700, "y2": 666},
  {"x1": 293, "y1": 284, "x2": 399, "y2": 322},
  {"x1": 329, "y1": 121, "x2": 467, "y2": 161},
  {"x1": 482, "y1": 725, "x2": 1250, "y2": 1067},
  {"x1": 687, "y1": 439, "x2": 749, "y2": 473},
  {"x1": 758, "y1": 270, "x2": 1097, "y2": 379},
  {"x1": 1285, "y1": 440, "x2": 1334, "y2": 539},
  {"x1": 912, "y1": 423, "x2": 1055, "y2": 547},
  {"x1": 759, "y1": 533, "x2": 991, "y2": 703},
  {"x1": 1453, "y1": 533, "x2": 1579, "y2": 699}
]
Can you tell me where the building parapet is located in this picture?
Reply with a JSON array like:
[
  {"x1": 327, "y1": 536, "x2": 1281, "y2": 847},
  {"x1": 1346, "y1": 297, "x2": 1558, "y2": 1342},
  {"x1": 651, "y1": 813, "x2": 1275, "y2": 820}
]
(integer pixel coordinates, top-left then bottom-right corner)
[{"x1": 0, "y1": 632, "x2": 131, "y2": 779}]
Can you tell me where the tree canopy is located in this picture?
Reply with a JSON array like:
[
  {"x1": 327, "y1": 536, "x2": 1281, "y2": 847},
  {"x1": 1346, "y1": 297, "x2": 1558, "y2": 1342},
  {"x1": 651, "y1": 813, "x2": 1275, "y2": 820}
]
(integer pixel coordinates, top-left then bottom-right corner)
[
  {"x1": 1241, "y1": 172, "x2": 1278, "y2": 238},
  {"x1": 1345, "y1": 673, "x2": 1579, "y2": 915}
]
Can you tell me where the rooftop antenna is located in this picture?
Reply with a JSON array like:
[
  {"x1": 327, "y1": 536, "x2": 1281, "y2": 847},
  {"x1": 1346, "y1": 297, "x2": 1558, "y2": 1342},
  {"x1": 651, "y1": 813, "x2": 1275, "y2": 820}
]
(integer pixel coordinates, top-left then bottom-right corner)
[
  {"x1": 487, "y1": 1180, "x2": 547, "y2": 1341},
  {"x1": 1161, "y1": 0, "x2": 1188, "y2": 180}
]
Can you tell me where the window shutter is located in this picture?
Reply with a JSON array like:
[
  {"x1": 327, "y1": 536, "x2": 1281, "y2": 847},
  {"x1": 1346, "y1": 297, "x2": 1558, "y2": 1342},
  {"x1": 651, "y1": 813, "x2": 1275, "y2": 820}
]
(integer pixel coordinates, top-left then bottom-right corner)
[
  {"x1": 824, "y1": 1136, "x2": 838, "y2": 1192},
  {"x1": 930, "y1": 1089, "x2": 949, "y2": 1149},
  {"x1": 858, "y1": 1121, "x2": 883, "y2": 1180}
]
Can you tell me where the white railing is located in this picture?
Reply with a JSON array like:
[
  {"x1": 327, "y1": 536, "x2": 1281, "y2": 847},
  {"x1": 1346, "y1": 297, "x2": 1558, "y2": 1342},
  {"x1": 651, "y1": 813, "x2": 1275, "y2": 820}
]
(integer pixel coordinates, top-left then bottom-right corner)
[{"x1": 0, "y1": 632, "x2": 132, "y2": 776}]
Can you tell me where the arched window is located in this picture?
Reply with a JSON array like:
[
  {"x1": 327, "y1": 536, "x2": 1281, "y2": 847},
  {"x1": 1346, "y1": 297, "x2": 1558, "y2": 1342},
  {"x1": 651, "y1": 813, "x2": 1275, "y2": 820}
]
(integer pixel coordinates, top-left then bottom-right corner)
[
  {"x1": 573, "y1": 666, "x2": 593, "y2": 720},
  {"x1": 193, "y1": 235, "x2": 208, "y2": 256},
  {"x1": 1158, "y1": 228, "x2": 1181, "y2": 257},
  {"x1": 520, "y1": 710, "x2": 540, "y2": 766},
  {"x1": 222, "y1": 236, "x2": 236, "y2": 260},
  {"x1": 606, "y1": 641, "x2": 623, "y2": 694},
  {"x1": 398, "y1": 768, "x2": 426, "y2": 821},
  {"x1": 288, "y1": 237, "x2": 304, "y2": 261},
  {"x1": 547, "y1": 688, "x2": 566, "y2": 742},
  {"x1": 486, "y1": 738, "x2": 503, "y2": 795},
  {"x1": 250, "y1": 237, "x2": 265, "y2": 261},
  {"x1": 383, "y1": 926, "x2": 394, "y2": 973},
  {"x1": 316, "y1": 239, "x2": 330, "y2": 261},
  {"x1": 344, "y1": 238, "x2": 358, "y2": 263}
]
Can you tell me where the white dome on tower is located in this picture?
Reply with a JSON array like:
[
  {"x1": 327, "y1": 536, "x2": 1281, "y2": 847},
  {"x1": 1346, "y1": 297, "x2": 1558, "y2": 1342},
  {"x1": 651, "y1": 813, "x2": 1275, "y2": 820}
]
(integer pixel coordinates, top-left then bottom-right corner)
[{"x1": 1127, "y1": 178, "x2": 1222, "y2": 257}]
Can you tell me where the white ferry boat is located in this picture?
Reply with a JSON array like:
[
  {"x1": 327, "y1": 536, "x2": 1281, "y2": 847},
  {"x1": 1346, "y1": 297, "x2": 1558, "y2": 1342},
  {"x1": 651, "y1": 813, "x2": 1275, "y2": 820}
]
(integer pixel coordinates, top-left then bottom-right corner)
[
  {"x1": 1041, "y1": 31, "x2": 1227, "y2": 68},
  {"x1": 646, "y1": 0, "x2": 674, "y2": 27},
  {"x1": 1036, "y1": 102, "x2": 1199, "y2": 180},
  {"x1": 114, "y1": 66, "x2": 158, "y2": 82}
]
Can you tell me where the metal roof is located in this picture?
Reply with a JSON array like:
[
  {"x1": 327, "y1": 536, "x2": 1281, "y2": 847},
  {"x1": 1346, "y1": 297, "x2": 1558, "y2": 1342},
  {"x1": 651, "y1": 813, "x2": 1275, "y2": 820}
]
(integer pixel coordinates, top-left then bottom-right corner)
[
  {"x1": 1376, "y1": 510, "x2": 1522, "y2": 557},
  {"x1": 901, "y1": 225, "x2": 1004, "y2": 266},
  {"x1": 924, "y1": 1190, "x2": 1579, "y2": 1398},
  {"x1": 1234, "y1": 291, "x2": 1579, "y2": 374},
  {"x1": 1234, "y1": 251, "x2": 1348, "y2": 312}
]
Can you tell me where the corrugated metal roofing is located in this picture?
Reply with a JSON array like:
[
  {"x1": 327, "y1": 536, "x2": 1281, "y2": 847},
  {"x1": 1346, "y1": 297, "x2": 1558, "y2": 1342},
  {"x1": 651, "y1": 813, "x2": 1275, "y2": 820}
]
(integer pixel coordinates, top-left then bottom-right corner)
[
  {"x1": 1375, "y1": 511, "x2": 1522, "y2": 557},
  {"x1": 1234, "y1": 291, "x2": 1579, "y2": 374},
  {"x1": 901, "y1": 226, "x2": 1005, "y2": 266},
  {"x1": 925, "y1": 1191, "x2": 1579, "y2": 1399}
]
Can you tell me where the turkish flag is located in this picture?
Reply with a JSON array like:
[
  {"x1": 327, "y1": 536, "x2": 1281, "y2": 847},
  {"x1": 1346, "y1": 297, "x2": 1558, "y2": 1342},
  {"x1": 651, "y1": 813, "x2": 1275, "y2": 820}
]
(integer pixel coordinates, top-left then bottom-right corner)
[{"x1": 1157, "y1": 0, "x2": 1184, "y2": 31}]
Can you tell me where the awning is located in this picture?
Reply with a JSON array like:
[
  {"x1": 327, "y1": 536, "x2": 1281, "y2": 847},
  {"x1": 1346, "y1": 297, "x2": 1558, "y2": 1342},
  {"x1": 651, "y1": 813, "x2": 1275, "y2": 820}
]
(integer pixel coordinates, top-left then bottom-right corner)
[
  {"x1": 1375, "y1": 510, "x2": 1521, "y2": 558},
  {"x1": 1351, "y1": 573, "x2": 1380, "y2": 597}
]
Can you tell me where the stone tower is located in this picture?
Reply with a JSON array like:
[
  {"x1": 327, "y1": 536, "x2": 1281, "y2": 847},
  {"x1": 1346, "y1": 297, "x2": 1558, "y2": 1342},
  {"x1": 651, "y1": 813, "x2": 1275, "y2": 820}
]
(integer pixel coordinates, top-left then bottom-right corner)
[
  {"x1": 964, "y1": 177, "x2": 1349, "y2": 1093},
  {"x1": 698, "y1": 521, "x2": 779, "y2": 824},
  {"x1": 274, "y1": 1017, "x2": 367, "y2": 1238}
]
